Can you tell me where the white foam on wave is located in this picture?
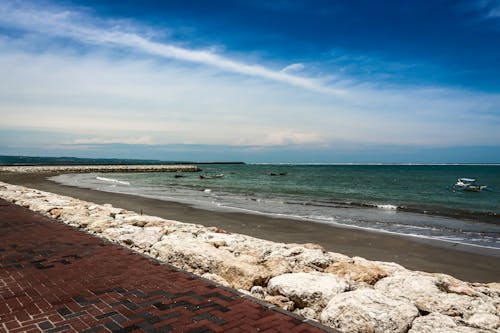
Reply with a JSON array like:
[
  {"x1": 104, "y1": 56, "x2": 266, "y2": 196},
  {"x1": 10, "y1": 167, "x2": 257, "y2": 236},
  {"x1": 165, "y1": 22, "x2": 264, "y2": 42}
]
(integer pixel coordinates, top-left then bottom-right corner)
[
  {"x1": 96, "y1": 176, "x2": 130, "y2": 186},
  {"x1": 377, "y1": 204, "x2": 398, "y2": 210}
]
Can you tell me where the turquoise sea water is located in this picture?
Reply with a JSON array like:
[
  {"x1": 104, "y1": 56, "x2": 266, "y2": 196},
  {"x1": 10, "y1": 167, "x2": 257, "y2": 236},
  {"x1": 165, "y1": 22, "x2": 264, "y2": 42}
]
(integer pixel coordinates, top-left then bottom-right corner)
[{"x1": 51, "y1": 164, "x2": 500, "y2": 249}]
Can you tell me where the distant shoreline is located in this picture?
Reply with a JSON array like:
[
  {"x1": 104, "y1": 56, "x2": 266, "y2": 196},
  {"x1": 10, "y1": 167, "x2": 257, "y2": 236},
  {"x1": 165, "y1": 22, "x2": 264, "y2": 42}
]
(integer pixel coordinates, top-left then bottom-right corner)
[
  {"x1": 0, "y1": 164, "x2": 201, "y2": 173},
  {"x1": 2, "y1": 154, "x2": 499, "y2": 166},
  {"x1": 0, "y1": 154, "x2": 246, "y2": 166}
]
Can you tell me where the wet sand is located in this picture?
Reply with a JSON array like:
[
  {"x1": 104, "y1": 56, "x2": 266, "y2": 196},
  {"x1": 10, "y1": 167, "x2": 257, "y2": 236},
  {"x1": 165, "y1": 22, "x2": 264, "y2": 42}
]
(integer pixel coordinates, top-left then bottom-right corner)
[{"x1": 1, "y1": 171, "x2": 499, "y2": 283}]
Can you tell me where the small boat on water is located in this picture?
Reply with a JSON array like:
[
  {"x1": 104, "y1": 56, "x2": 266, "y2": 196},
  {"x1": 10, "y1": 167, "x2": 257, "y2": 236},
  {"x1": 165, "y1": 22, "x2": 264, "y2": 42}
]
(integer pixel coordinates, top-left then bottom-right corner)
[
  {"x1": 453, "y1": 178, "x2": 488, "y2": 192},
  {"x1": 199, "y1": 174, "x2": 224, "y2": 180},
  {"x1": 269, "y1": 172, "x2": 287, "y2": 176}
]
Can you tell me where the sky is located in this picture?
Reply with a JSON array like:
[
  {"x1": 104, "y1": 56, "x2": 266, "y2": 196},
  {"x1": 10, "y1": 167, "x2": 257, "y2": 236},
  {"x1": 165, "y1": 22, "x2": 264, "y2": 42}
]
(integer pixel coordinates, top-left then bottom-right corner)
[{"x1": 0, "y1": 0, "x2": 499, "y2": 163}]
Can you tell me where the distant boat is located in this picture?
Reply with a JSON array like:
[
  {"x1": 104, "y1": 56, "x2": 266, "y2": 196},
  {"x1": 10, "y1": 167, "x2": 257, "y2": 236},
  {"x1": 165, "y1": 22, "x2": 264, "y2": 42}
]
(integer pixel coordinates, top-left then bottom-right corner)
[
  {"x1": 454, "y1": 178, "x2": 488, "y2": 192},
  {"x1": 174, "y1": 174, "x2": 184, "y2": 178},
  {"x1": 269, "y1": 172, "x2": 287, "y2": 176},
  {"x1": 199, "y1": 174, "x2": 224, "y2": 179}
]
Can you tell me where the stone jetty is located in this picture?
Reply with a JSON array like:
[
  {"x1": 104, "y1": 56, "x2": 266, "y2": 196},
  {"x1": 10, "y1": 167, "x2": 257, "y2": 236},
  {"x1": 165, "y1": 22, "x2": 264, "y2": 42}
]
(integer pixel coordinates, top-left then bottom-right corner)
[
  {"x1": 0, "y1": 164, "x2": 200, "y2": 173},
  {"x1": 0, "y1": 181, "x2": 498, "y2": 333}
]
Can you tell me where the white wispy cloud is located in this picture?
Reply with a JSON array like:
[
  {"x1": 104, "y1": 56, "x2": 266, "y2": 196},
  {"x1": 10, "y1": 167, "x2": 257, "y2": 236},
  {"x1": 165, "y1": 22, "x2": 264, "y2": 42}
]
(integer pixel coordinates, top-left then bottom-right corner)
[
  {"x1": 71, "y1": 136, "x2": 155, "y2": 145},
  {"x1": 1, "y1": 43, "x2": 499, "y2": 148},
  {"x1": 0, "y1": 1, "x2": 344, "y2": 96},
  {"x1": 0, "y1": 0, "x2": 499, "y2": 152},
  {"x1": 479, "y1": 0, "x2": 500, "y2": 17},
  {"x1": 458, "y1": 0, "x2": 500, "y2": 19},
  {"x1": 281, "y1": 63, "x2": 305, "y2": 73},
  {"x1": 260, "y1": 130, "x2": 323, "y2": 145}
]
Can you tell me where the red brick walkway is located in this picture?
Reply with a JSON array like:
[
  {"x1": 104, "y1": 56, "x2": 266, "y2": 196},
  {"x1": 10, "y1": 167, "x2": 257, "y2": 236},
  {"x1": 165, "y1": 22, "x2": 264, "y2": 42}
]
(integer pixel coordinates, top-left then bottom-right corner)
[{"x1": 0, "y1": 199, "x2": 338, "y2": 333}]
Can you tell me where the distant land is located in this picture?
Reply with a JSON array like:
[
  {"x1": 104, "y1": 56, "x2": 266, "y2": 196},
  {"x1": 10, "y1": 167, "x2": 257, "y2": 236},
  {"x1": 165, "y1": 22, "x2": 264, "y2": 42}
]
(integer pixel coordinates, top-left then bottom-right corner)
[{"x1": 0, "y1": 155, "x2": 245, "y2": 166}]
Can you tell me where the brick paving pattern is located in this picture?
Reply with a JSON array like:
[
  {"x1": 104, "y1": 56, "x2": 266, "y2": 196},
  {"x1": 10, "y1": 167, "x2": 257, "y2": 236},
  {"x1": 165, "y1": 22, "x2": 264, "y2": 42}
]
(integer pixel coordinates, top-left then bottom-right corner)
[{"x1": 0, "y1": 199, "x2": 338, "y2": 333}]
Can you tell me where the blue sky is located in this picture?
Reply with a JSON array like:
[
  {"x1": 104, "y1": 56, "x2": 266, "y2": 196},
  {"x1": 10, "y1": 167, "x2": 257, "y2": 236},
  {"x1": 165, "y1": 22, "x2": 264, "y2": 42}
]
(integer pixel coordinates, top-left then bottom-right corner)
[{"x1": 0, "y1": 0, "x2": 499, "y2": 162}]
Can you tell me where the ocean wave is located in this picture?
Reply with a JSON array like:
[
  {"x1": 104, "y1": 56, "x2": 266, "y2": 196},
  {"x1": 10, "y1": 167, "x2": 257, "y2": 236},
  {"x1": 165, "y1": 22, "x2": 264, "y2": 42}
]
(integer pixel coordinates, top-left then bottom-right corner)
[
  {"x1": 377, "y1": 204, "x2": 398, "y2": 210},
  {"x1": 49, "y1": 172, "x2": 500, "y2": 249},
  {"x1": 96, "y1": 176, "x2": 130, "y2": 186}
]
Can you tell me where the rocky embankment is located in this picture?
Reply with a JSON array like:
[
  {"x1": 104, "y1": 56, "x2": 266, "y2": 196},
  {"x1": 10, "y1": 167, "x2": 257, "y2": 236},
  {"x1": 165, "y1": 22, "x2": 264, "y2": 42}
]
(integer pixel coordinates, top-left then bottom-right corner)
[
  {"x1": 0, "y1": 165, "x2": 200, "y2": 173},
  {"x1": 0, "y1": 181, "x2": 498, "y2": 333}
]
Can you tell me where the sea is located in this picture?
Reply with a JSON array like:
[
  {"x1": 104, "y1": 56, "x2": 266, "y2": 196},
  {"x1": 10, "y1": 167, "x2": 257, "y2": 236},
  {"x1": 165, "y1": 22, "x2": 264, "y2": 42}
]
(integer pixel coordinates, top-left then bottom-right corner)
[{"x1": 50, "y1": 164, "x2": 500, "y2": 250}]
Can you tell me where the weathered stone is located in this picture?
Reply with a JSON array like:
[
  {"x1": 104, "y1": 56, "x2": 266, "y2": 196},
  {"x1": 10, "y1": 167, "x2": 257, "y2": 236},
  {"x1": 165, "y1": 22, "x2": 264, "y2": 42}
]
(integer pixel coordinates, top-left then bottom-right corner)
[
  {"x1": 207, "y1": 226, "x2": 231, "y2": 234},
  {"x1": 48, "y1": 208, "x2": 63, "y2": 218},
  {"x1": 408, "y1": 312, "x2": 490, "y2": 333},
  {"x1": 433, "y1": 273, "x2": 481, "y2": 297},
  {"x1": 201, "y1": 273, "x2": 230, "y2": 287},
  {"x1": 465, "y1": 312, "x2": 500, "y2": 330},
  {"x1": 294, "y1": 307, "x2": 316, "y2": 320},
  {"x1": 267, "y1": 272, "x2": 348, "y2": 311},
  {"x1": 114, "y1": 214, "x2": 165, "y2": 227},
  {"x1": 260, "y1": 244, "x2": 344, "y2": 275},
  {"x1": 102, "y1": 226, "x2": 164, "y2": 250},
  {"x1": 320, "y1": 288, "x2": 419, "y2": 333},
  {"x1": 86, "y1": 219, "x2": 115, "y2": 232},
  {"x1": 263, "y1": 295, "x2": 295, "y2": 311},
  {"x1": 151, "y1": 235, "x2": 270, "y2": 289},
  {"x1": 250, "y1": 286, "x2": 266, "y2": 297},
  {"x1": 375, "y1": 271, "x2": 496, "y2": 319},
  {"x1": 486, "y1": 282, "x2": 500, "y2": 292},
  {"x1": 0, "y1": 164, "x2": 199, "y2": 173},
  {"x1": 325, "y1": 257, "x2": 388, "y2": 284},
  {"x1": 261, "y1": 256, "x2": 292, "y2": 278},
  {"x1": 372, "y1": 260, "x2": 407, "y2": 274}
]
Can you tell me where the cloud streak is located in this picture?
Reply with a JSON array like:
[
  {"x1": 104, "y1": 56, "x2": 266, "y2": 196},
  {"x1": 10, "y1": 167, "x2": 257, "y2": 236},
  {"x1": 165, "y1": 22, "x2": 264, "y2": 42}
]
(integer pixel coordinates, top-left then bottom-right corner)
[
  {"x1": 71, "y1": 136, "x2": 155, "y2": 145},
  {"x1": 0, "y1": 1, "x2": 343, "y2": 96},
  {"x1": 281, "y1": 63, "x2": 305, "y2": 73}
]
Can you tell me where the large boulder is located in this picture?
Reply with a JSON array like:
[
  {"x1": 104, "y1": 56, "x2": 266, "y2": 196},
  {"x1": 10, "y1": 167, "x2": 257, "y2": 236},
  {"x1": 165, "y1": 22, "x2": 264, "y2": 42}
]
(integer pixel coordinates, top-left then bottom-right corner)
[
  {"x1": 325, "y1": 257, "x2": 389, "y2": 284},
  {"x1": 267, "y1": 272, "x2": 348, "y2": 312},
  {"x1": 150, "y1": 234, "x2": 270, "y2": 289},
  {"x1": 102, "y1": 226, "x2": 164, "y2": 250},
  {"x1": 114, "y1": 214, "x2": 167, "y2": 227},
  {"x1": 408, "y1": 312, "x2": 492, "y2": 333},
  {"x1": 465, "y1": 312, "x2": 500, "y2": 331},
  {"x1": 262, "y1": 244, "x2": 346, "y2": 272},
  {"x1": 320, "y1": 288, "x2": 419, "y2": 333},
  {"x1": 375, "y1": 271, "x2": 497, "y2": 320}
]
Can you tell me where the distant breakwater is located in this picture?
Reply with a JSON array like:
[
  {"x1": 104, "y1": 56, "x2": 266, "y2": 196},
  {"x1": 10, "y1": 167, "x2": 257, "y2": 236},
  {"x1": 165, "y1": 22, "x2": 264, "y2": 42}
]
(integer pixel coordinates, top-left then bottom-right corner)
[{"x1": 0, "y1": 164, "x2": 200, "y2": 173}]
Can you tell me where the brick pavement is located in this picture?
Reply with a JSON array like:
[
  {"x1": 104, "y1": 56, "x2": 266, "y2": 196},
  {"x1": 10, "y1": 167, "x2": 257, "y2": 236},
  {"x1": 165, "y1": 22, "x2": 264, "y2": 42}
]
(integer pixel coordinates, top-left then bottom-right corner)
[{"x1": 0, "y1": 199, "x2": 339, "y2": 333}]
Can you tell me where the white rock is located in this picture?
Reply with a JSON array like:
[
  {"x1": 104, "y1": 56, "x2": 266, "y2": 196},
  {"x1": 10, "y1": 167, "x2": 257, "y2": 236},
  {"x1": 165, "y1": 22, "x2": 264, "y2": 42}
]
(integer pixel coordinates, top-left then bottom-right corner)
[
  {"x1": 201, "y1": 273, "x2": 230, "y2": 287},
  {"x1": 114, "y1": 214, "x2": 167, "y2": 227},
  {"x1": 102, "y1": 225, "x2": 142, "y2": 239},
  {"x1": 408, "y1": 312, "x2": 491, "y2": 333},
  {"x1": 103, "y1": 226, "x2": 164, "y2": 249},
  {"x1": 294, "y1": 307, "x2": 316, "y2": 320},
  {"x1": 320, "y1": 288, "x2": 419, "y2": 333},
  {"x1": 263, "y1": 295, "x2": 295, "y2": 311},
  {"x1": 375, "y1": 271, "x2": 496, "y2": 319},
  {"x1": 267, "y1": 272, "x2": 348, "y2": 311},
  {"x1": 151, "y1": 234, "x2": 270, "y2": 289},
  {"x1": 325, "y1": 257, "x2": 389, "y2": 284},
  {"x1": 250, "y1": 286, "x2": 266, "y2": 297},
  {"x1": 466, "y1": 312, "x2": 500, "y2": 330},
  {"x1": 86, "y1": 217, "x2": 118, "y2": 232}
]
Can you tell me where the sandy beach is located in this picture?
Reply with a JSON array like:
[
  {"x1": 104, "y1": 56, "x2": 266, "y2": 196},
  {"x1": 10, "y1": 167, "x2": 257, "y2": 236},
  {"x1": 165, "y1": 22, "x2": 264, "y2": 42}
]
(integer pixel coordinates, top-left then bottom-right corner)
[{"x1": 1, "y1": 170, "x2": 499, "y2": 283}]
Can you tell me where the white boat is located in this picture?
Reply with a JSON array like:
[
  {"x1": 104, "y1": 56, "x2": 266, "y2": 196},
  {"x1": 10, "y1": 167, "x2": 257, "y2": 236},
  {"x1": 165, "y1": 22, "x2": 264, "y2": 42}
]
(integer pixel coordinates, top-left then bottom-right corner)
[{"x1": 454, "y1": 178, "x2": 487, "y2": 192}]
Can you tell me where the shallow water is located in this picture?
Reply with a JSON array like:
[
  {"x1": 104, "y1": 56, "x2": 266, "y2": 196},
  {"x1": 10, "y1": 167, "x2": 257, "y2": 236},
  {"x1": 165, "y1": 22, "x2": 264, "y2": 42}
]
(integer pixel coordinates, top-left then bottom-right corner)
[{"x1": 51, "y1": 164, "x2": 500, "y2": 249}]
